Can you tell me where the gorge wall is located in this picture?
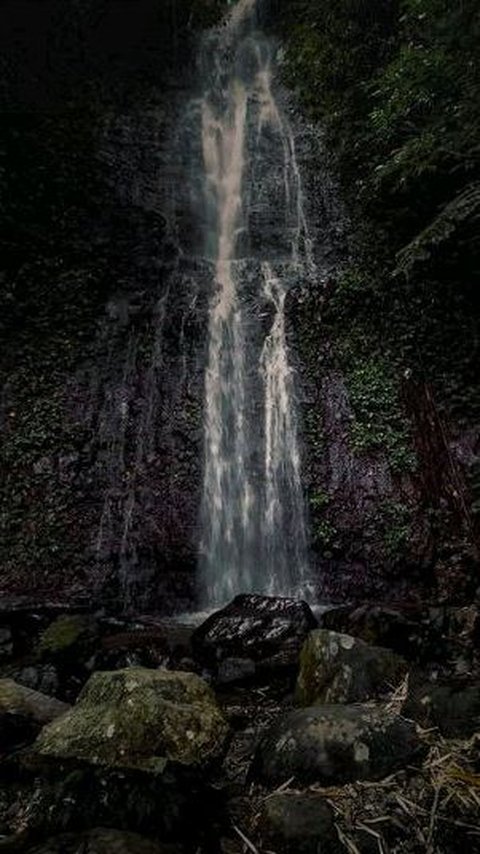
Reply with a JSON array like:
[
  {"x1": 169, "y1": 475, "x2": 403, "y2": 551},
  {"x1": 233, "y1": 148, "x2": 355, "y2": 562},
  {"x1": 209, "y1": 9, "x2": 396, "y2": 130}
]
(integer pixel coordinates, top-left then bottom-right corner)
[{"x1": 0, "y1": 0, "x2": 478, "y2": 612}]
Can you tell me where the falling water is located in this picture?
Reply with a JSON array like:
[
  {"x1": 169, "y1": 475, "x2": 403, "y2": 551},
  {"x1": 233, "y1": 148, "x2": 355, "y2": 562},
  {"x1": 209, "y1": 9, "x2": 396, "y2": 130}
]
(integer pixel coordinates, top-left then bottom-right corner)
[{"x1": 199, "y1": 0, "x2": 314, "y2": 605}]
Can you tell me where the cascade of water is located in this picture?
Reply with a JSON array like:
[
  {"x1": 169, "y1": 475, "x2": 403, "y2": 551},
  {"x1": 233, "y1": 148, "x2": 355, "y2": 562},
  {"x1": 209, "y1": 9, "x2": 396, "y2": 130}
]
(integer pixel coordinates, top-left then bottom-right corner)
[
  {"x1": 199, "y1": 0, "x2": 314, "y2": 606},
  {"x1": 260, "y1": 261, "x2": 309, "y2": 594}
]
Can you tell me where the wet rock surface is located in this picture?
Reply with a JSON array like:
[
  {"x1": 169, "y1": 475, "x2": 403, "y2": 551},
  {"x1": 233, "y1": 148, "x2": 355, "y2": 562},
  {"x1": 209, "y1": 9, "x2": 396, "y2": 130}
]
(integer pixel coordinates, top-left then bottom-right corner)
[
  {"x1": 252, "y1": 704, "x2": 422, "y2": 786},
  {"x1": 191, "y1": 594, "x2": 317, "y2": 678}
]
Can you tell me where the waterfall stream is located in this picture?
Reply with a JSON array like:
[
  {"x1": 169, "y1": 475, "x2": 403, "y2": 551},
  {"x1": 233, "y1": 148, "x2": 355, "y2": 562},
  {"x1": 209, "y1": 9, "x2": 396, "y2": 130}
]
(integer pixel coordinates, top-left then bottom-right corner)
[{"x1": 199, "y1": 0, "x2": 314, "y2": 605}]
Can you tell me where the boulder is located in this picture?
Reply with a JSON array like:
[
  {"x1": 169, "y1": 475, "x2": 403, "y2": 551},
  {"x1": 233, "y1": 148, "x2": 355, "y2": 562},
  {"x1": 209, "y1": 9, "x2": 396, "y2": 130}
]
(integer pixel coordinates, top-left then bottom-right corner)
[
  {"x1": 252, "y1": 704, "x2": 422, "y2": 785},
  {"x1": 0, "y1": 679, "x2": 69, "y2": 752},
  {"x1": 319, "y1": 605, "x2": 437, "y2": 661},
  {"x1": 405, "y1": 678, "x2": 480, "y2": 737},
  {"x1": 260, "y1": 793, "x2": 337, "y2": 854},
  {"x1": 35, "y1": 667, "x2": 229, "y2": 771},
  {"x1": 191, "y1": 594, "x2": 317, "y2": 679},
  {"x1": 296, "y1": 629, "x2": 407, "y2": 705},
  {"x1": 25, "y1": 828, "x2": 183, "y2": 853},
  {"x1": 39, "y1": 614, "x2": 99, "y2": 659}
]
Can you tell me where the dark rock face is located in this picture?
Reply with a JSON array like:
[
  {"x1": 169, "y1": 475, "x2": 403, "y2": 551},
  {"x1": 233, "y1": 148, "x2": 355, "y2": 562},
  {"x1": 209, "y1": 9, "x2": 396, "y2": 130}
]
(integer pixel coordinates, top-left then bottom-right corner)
[
  {"x1": 0, "y1": 4, "x2": 214, "y2": 615},
  {"x1": 260, "y1": 793, "x2": 337, "y2": 854},
  {"x1": 252, "y1": 704, "x2": 422, "y2": 785},
  {"x1": 191, "y1": 594, "x2": 317, "y2": 678},
  {"x1": 295, "y1": 629, "x2": 407, "y2": 705}
]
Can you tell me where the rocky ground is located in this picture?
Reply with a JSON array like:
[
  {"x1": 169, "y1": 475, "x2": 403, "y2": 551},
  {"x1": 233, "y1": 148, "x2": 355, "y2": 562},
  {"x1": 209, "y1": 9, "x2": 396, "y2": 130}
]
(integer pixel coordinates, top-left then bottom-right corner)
[{"x1": 0, "y1": 594, "x2": 479, "y2": 853}]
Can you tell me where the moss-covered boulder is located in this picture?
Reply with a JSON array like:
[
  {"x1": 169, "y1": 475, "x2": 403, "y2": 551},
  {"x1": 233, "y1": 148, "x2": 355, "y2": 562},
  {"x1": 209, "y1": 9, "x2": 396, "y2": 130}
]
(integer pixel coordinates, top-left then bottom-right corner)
[
  {"x1": 35, "y1": 667, "x2": 229, "y2": 771},
  {"x1": 0, "y1": 678, "x2": 69, "y2": 752},
  {"x1": 296, "y1": 629, "x2": 407, "y2": 705},
  {"x1": 39, "y1": 614, "x2": 98, "y2": 657}
]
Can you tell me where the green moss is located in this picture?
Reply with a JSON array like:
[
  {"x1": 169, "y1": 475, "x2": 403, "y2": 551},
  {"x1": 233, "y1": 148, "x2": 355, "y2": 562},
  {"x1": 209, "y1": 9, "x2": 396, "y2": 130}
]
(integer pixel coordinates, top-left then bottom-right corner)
[
  {"x1": 381, "y1": 501, "x2": 412, "y2": 558},
  {"x1": 345, "y1": 357, "x2": 416, "y2": 472},
  {"x1": 39, "y1": 616, "x2": 90, "y2": 655},
  {"x1": 309, "y1": 490, "x2": 330, "y2": 512},
  {"x1": 36, "y1": 668, "x2": 229, "y2": 770}
]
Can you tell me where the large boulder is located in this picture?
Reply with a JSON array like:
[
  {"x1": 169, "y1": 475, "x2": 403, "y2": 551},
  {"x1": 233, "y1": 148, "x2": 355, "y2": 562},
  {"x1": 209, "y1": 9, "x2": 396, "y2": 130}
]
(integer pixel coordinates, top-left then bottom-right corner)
[
  {"x1": 0, "y1": 679, "x2": 69, "y2": 752},
  {"x1": 259, "y1": 793, "x2": 338, "y2": 854},
  {"x1": 296, "y1": 629, "x2": 407, "y2": 705},
  {"x1": 191, "y1": 594, "x2": 317, "y2": 680},
  {"x1": 35, "y1": 667, "x2": 229, "y2": 771},
  {"x1": 252, "y1": 704, "x2": 422, "y2": 785}
]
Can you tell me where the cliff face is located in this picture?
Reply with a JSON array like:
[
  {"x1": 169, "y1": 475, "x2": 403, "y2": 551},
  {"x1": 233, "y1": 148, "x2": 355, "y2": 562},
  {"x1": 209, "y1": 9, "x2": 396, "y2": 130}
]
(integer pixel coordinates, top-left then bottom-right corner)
[
  {"x1": 0, "y1": 1, "x2": 224, "y2": 609},
  {"x1": 0, "y1": 0, "x2": 478, "y2": 612},
  {"x1": 280, "y1": 0, "x2": 480, "y2": 605}
]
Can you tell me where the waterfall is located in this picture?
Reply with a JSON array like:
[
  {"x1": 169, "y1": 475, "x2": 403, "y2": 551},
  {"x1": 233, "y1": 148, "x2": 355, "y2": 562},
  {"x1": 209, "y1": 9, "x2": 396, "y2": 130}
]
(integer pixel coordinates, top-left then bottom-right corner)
[{"x1": 199, "y1": 0, "x2": 313, "y2": 606}]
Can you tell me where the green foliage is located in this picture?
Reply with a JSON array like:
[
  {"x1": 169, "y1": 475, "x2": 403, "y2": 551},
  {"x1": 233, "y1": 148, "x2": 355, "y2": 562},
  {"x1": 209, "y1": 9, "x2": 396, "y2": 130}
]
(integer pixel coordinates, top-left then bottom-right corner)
[
  {"x1": 312, "y1": 518, "x2": 338, "y2": 551},
  {"x1": 381, "y1": 500, "x2": 412, "y2": 557},
  {"x1": 39, "y1": 615, "x2": 89, "y2": 655},
  {"x1": 281, "y1": 0, "x2": 480, "y2": 433},
  {"x1": 309, "y1": 490, "x2": 330, "y2": 512},
  {"x1": 345, "y1": 358, "x2": 416, "y2": 471}
]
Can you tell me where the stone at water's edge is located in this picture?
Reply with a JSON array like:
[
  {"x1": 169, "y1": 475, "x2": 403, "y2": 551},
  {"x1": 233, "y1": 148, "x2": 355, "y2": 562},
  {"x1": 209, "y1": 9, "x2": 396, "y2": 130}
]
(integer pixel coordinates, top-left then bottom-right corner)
[
  {"x1": 296, "y1": 629, "x2": 408, "y2": 706},
  {"x1": 35, "y1": 667, "x2": 229, "y2": 771},
  {"x1": 252, "y1": 704, "x2": 422, "y2": 785},
  {"x1": 0, "y1": 679, "x2": 70, "y2": 752},
  {"x1": 191, "y1": 594, "x2": 317, "y2": 676}
]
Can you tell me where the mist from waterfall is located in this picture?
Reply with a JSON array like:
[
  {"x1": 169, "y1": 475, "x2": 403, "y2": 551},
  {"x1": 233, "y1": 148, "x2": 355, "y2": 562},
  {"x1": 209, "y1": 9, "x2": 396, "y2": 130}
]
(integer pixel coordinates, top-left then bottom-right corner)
[{"x1": 199, "y1": 0, "x2": 314, "y2": 606}]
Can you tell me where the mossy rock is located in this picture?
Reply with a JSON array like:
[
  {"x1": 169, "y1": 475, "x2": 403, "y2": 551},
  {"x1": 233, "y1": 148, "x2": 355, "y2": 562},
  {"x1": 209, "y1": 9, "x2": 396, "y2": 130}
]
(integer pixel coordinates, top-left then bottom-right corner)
[
  {"x1": 35, "y1": 667, "x2": 229, "y2": 771},
  {"x1": 296, "y1": 629, "x2": 407, "y2": 705},
  {"x1": 39, "y1": 615, "x2": 98, "y2": 657}
]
